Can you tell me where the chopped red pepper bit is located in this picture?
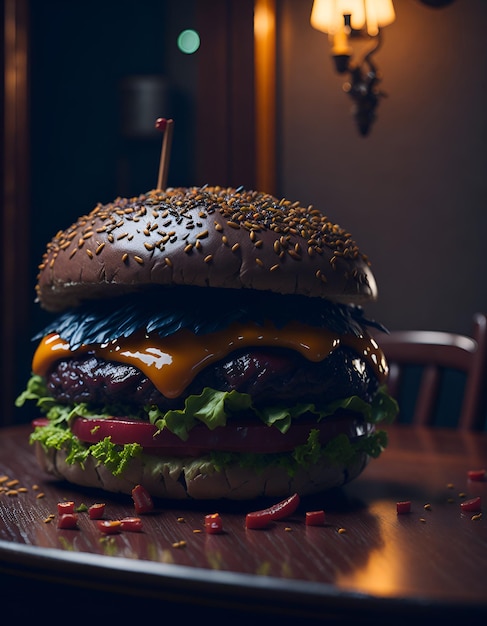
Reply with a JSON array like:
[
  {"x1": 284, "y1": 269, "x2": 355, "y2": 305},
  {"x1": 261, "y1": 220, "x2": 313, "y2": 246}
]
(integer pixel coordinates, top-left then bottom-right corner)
[
  {"x1": 460, "y1": 496, "x2": 482, "y2": 513},
  {"x1": 88, "y1": 503, "x2": 106, "y2": 519},
  {"x1": 57, "y1": 513, "x2": 79, "y2": 529},
  {"x1": 131, "y1": 484, "x2": 154, "y2": 514},
  {"x1": 120, "y1": 517, "x2": 143, "y2": 532},
  {"x1": 97, "y1": 520, "x2": 122, "y2": 534},
  {"x1": 57, "y1": 501, "x2": 75, "y2": 515},
  {"x1": 396, "y1": 501, "x2": 411, "y2": 515},
  {"x1": 245, "y1": 493, "x2": 300, "y2": 529},
  {"x1": 305, "y1": 510, "x2": 326, "y2": 526},
  {"x1": 205, "y1": 513, "x2": 224, "y2": 534},
  {"x1": 467, "y1": 469, "x2": 486, "y2": 482}
]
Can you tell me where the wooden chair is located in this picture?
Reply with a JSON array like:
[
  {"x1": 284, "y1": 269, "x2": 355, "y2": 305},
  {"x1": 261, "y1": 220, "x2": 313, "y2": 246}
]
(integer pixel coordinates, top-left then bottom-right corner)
[{"x1": 376, "y1": 313, "x2": 487, "y2": 430}]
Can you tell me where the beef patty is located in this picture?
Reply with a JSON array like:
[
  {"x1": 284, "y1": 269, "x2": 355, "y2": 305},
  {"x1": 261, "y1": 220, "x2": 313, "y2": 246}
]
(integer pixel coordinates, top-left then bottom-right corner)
[{"x1": 45, "y1": 346, "x2": 379, "y2": 415}]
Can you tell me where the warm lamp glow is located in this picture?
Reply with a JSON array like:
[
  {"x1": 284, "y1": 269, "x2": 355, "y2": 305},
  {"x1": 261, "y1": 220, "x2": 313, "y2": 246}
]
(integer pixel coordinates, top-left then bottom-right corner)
[
  {"x1": 310, "y1": 0, "x2": 395, "y2": 37},
  {"x1": 310, "y1": 0, "x2": 395, "y2": 135}
]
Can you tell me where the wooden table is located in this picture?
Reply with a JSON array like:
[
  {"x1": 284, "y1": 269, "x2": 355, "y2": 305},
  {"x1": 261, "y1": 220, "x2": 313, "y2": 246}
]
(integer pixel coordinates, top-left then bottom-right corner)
[{"x1": 1, "y1": 423, "x2": 486, "y2": 624}]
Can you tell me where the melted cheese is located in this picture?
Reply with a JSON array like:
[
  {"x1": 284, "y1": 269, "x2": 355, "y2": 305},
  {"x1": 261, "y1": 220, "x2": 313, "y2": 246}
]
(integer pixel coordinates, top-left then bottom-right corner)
[{"x1": 32, "y1": 320, "x2": 388, "y2": 399}]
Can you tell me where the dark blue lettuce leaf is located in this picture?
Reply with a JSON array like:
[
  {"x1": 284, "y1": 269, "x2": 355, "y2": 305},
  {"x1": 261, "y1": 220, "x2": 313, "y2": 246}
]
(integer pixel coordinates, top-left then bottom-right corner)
[{"x1": 34, "y1": 286, "x2": 386, "y2": 350}]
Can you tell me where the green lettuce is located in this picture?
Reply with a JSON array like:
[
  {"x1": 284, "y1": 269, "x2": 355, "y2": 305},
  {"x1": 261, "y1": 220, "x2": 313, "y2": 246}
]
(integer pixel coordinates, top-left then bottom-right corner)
[
  {"x1": 18, "y1": 373, "x2": 398, "y2": 477},
  {"x1": 147, "y1": 385, "x2": 397, "y2": 439}
]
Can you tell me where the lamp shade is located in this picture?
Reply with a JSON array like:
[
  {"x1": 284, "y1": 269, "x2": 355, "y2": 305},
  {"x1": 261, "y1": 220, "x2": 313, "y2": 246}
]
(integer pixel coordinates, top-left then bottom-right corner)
[{"x1": 310, "y1": 0, "x2": 395, "y2": 36}]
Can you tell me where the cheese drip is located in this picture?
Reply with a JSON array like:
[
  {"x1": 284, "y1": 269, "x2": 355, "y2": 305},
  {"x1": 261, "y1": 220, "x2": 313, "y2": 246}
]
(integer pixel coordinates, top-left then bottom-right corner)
[{"x1": 33, "y1": 321, "x2": 388, "y2": 399}]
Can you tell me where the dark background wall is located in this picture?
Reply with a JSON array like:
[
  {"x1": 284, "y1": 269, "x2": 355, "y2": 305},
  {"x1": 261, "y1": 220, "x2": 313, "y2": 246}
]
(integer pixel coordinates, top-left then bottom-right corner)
[
  {"x1": 277, "y1": 0, "x2": 487, "y2": 335},
  {"x1": 29, "y1": 0, "x2": 197, "y2": 294}
]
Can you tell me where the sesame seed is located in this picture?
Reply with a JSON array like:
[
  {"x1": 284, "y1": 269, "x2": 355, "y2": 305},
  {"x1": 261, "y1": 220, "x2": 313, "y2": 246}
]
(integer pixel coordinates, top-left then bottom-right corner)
[
  {"x1": 204, "y1": 254, "x2": 213, "y2": 263},
  {"x1": 164, "y1": 257, "x2": 173, "y2": 267},
  {"x1": 287, "y1": 249, "x2": 301, "y2": 261},
  {"x1": 134, "y1": 255, "x2": 144, "y2": 265}
]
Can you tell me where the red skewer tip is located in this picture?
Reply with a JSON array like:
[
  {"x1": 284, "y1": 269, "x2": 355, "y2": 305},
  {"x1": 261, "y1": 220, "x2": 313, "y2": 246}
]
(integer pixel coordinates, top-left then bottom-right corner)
[{"x1": 155, "y1": 117, "x2": 167, "y2": 131}]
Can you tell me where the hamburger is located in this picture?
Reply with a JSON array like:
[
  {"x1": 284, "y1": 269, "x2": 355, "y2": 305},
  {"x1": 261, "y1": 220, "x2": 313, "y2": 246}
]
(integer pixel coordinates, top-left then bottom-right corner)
[{"x1": 17, "y1": 185, "x2": 397, "y2": 500}]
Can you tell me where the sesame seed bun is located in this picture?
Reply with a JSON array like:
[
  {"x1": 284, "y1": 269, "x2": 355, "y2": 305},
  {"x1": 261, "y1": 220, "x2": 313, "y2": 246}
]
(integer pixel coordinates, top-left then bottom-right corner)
[
  {"x1": 34, "y1": 440, "x2": 370, "y2": 500},
  {"x1": 36, "y1": 186, "x2": 377, "y2": 312}
]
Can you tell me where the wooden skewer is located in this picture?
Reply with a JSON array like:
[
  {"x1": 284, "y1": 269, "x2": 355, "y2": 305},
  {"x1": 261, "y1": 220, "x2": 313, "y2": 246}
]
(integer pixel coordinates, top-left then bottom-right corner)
[{"x1": 155, "y1": 117, "x2": 174, "y2": 190}]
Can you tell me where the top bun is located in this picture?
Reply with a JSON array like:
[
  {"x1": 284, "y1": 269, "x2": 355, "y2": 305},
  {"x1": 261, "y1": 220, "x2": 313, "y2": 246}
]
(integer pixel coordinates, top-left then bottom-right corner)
[{"x1": 36, "y1": 186, "x2": 377, "y2": 312}]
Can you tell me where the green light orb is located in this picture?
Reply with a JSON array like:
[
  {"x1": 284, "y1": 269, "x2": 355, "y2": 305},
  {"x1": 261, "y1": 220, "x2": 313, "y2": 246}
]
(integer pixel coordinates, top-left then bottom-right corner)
[{"x1": 177, "y1": 29, "x2": 200, "y2": 55}]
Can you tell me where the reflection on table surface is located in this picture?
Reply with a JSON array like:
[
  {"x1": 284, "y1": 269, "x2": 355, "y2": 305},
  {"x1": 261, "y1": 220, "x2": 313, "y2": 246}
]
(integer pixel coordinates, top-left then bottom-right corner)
[{"x1": 0, "y1": 423, "x2": 486, "y2": 623}]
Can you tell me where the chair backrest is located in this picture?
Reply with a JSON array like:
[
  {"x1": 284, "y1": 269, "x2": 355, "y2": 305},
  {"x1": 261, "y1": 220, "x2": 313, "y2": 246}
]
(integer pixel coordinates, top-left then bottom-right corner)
[{"x1": 376, "y1": 313, "x2": 487, "y2": 430}]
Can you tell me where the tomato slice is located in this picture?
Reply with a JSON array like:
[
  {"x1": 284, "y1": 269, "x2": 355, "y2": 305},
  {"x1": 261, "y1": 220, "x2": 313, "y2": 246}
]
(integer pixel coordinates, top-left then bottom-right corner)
[{"x1": 66, "y1": 414, "x2": 371, "y2": 457}]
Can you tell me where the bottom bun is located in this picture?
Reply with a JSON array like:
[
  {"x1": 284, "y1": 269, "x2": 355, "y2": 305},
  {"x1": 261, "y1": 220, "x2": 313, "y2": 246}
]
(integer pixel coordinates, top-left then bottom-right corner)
[{"x1": 35, "y1": 442, "x2": 370, "y2": 500}]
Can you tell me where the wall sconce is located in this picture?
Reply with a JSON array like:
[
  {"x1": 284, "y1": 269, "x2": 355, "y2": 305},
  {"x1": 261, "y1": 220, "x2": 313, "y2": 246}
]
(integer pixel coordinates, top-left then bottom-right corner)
[{"x1": 311, "y1": 0, "x2": 395, "y2": 136}]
